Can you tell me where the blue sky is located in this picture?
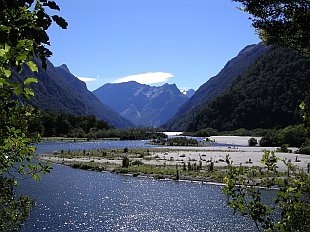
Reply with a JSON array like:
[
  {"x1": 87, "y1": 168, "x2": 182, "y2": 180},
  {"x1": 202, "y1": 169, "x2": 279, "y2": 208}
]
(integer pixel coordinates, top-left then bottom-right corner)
[{"x1": 48, "y1": 0, "x2": 260, "y2": 91}]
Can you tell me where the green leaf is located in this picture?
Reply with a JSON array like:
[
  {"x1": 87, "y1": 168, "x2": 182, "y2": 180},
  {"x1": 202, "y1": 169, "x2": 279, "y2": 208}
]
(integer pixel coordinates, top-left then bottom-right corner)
[
  {"x1": 0, "y1": 49, "x2": 6, "y2": 57},
  {"x1": 43, "y1": 1, "x2": 60, "y2": 10},
  {"x1": 0, "y1": 78, "x2": 9, "y2": 86},
  {"x1": 287, "y1": 187, "x2": 296, "y2": 192},
  {"x1": 24, "y1": 77, "x2": 38, "y2": 85},
  {"x1": 0, "y1": 43, "x2": 10, "y2": 56},
  {"x1": 13, "y1": 87, "x2": 23, "y2": 96},
  {"x1": 52, "y1": 15, "x2": 68, "y2": 29},
  {"x1": 4, "y1": 70, "x2": 11, "y2": 77},
  {"x1": 0, "y1": 25, "x2": 11, "y2": 32},
  {"x1": 32, "y1": 173, "x2": 41, "y2": 181},
  {"x1": 23, "y1": 88, "x2": 35, "y2": 100},
  {"x1": 27, "y1": 61, "x2": 38, "y2": 72},
  {"x1": 26, "y1": 88, "x2": 35, "y2": 96}
]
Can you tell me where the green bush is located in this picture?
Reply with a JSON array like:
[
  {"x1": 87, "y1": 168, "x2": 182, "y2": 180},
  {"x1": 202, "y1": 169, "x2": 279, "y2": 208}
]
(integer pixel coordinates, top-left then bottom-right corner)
[
  {"x1": 151, "y1": 137, "x2": 199, "y2": 146},
  {"x1": 277, "y1": 125, "x2": 306, "y2": 147},
  {"x1": 297, "y1": 145, "x2": 310, "y2": 155},
  {"x1": 194, "y1": 128, "x2": 219, "y2": 137},
  {"x1": 278, "y1": 144, "x2": 289, "y2": 153},
  {"x1": 259, "y1": 131, "x2": 279, "y2": 146},
  {"x1": 248, "y1": 137, "x2": 258, "y2": 146},
  {"x1": 260, "y1": 125, "x2": 306, "y2": 147},
  {"x1": 131, "y1": 160, "x2": 144, "y2": 166}
]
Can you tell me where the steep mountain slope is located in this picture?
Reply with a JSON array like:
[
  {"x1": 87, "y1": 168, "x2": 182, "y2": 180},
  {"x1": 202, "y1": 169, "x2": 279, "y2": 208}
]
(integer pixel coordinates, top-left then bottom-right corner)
[
  {"x1": 93, "y1": 81, "x2": 189, "y2": 127},
  {"x1": 15, "y1": 59, "x2": 134, "y2": 128},
  {"x1": 163, "y1": 43, "x2": 270, "y2": 131},
  {"x1": 181, "y1": 47, "x2": 310, "y2": 131}
]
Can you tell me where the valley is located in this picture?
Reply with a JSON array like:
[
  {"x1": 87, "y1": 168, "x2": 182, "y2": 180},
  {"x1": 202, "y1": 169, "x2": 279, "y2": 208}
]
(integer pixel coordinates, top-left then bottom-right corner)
[{"x1": 2, "y1": 1, "x2": 309, "y2": 231}]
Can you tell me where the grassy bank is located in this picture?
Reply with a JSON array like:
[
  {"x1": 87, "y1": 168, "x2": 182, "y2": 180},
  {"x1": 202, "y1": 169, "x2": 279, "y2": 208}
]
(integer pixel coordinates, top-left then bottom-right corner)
[{"x1": 40, "y1": 147, "x2": 295, "y2": 184}]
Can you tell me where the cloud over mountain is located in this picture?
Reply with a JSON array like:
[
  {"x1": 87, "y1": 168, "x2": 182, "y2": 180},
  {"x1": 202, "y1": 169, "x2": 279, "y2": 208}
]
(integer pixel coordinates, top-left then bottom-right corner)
[
  {"x1": 113, "y1": 72, "x2": 174, "y2": 85},
  {"x1": 77, "y1": 77, "x2": 97, "y2": 82}
]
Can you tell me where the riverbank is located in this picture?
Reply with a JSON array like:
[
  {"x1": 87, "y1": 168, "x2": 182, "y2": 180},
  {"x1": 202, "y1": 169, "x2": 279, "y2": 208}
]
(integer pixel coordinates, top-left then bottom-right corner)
[
  {"x1": 39, "y1": 136, "x2": 310, "y2": 184},
  {"x1": 42, "y1": 137, "x2": 120, "y2": 142}
]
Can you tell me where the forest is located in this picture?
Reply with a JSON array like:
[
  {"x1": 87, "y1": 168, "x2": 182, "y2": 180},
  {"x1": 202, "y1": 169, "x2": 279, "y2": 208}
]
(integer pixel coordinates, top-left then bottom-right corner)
[
  {"x1": 29, "y1": 110, "x2": 167, "y2": 140},
  {"x1": 182, "y1": 47, "x2": 310, "y2": 132}
]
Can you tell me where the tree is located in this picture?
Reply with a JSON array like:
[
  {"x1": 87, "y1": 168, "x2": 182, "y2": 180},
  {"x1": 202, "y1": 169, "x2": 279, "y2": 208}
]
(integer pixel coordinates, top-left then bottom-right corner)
[
  {"x1": 234, "y1": 0, "x2": 310, "y2": 56},
  {"x1": 0, "y1": 0, "x2": 67, "y2": 230},
  {"x1": 223, "y1": 2, "x2": 310, "y2": 230},
  {"x1": 223, "y1": 152, "x2": 310, "y2": 231},
  {"x1": 248, "y1": 137, "x2": 258, "y2": 146}
]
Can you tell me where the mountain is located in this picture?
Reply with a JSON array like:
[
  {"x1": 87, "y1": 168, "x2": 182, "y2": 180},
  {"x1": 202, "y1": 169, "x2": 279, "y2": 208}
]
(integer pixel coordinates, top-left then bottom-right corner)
[
  {"x1": 171, "y1": 47, "x2": 310, "y2": 132},
  {"x1": 14, "y1": 59, "x2": 134, "y2": 128},
  {"x1": 181, "y1": 89, "x2": 195, "y2": 98},
  {"x1": 93, "y1": 81, "x2": 189, "y2": 127},
  {"x1": 163, "y1": 43, "x2": 271, "y2": 131}
]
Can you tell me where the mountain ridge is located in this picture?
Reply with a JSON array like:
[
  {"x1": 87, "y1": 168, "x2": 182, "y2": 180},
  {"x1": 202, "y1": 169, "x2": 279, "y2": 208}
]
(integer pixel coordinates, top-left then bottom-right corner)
[
  {"x1": 93, "y1": 81, "x2": 190, "y2": 127},
  {"x1": 14, "y1": 59, "x2": 134, "y2": 128},
  {"x1": 163, "y1": 43, "x2": 271, "y2": 131},
  {"x1": 167, "y1": 47, "x2": 310, "y2": 131}
]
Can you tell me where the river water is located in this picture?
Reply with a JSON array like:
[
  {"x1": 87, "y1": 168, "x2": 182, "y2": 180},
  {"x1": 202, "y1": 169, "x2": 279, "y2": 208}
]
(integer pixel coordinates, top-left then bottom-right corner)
[{"x1": 19, "y1": 140, "x2": 256, "y2": 231}]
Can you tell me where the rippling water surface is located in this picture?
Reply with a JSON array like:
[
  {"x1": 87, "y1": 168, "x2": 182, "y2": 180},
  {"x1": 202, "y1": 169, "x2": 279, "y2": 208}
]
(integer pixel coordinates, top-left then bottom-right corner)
[{"x1": 19, "y1": 140, "x2": 256, "y2": 231}]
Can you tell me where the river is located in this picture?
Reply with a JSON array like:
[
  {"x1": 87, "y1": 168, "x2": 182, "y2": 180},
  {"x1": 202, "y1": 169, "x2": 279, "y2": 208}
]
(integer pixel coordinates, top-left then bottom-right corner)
[{"x1": 19, "y1": 140, "x2": 256, "y2": 231}]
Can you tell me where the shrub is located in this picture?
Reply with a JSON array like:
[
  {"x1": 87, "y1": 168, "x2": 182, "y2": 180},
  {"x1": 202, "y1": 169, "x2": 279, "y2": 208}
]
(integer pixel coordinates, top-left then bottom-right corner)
[
  {"x1": 152, "y1": 137, "x2": 199, "y2": 146},
  {"x1": 232, "y1": 128, "x2": 251, "y2": 136},
  {"x1": 277, "y1": 125, "x2": 306, "y2": 147},
  {"x1": 251, "y1": 128, "x2": 274, "y2": 137},
  {"x1": 131, "y1": 160, "x2": 144, "y2": 166},
  {"x1": 260, "y1": 131, "x2": 280, "y2": 147},
  {"x1": 154, "y1": 175, "x2": 165, "y2": 180},
  {"x1": 194, "y1": 128, "x2": 219, "y2": 137},
  {"x1": 279, "y1": 144, "x2": 289, "y2": 153},
  {"x1": 297, "y1": 145, "x2": 310, "y2": 155},
  {"x1": 248, "y1": 137, "x2": 258, "y2": 146},
  {"x1": 260, "y1": 125, "x2": 306, "y2": 147},
  {"x1": 122, "y1": 157, "x2": 130, "y2": 168}
]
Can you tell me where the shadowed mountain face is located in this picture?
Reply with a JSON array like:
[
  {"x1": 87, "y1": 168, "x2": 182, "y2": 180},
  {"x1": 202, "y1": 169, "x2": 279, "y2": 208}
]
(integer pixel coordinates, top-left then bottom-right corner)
[
  {"x1": 164, "y1": 47, "x2": 310, "y2": 132},
  {"x1": 93, "y1": 81, "x2": 190, "y2": 127},
  {"x1": 14, "y1": 59, "x2": 134, "y2": 128},
  {"x1": 163, "y1": 43, "x2": 271, "y2": 131}
]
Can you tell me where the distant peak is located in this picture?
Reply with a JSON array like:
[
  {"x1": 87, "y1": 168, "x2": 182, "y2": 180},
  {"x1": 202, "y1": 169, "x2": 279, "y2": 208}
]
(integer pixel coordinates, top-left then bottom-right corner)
[
  {"x1": 58, "y1": 64, "x2": 70, "y2": 73},
  {"x1": 125, "y1": 81, "x2": 141, "y2": 84},
  {"x1": 162, "y1": 83, "x2": 176, "y2": 87},
  {"x1": 238, "y1": 43, "x2": 266, "y2": 56},
  {"x1": 115, "y1": 81, "x2": 144, "y2": 86},
  {"x1": 180, "y1": 88, "x2": 195, "y2": 98}
]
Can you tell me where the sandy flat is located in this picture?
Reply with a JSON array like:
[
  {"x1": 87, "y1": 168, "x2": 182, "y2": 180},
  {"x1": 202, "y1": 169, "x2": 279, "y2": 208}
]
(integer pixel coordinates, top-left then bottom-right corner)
[
  {"x1": 41, "y1": 147, "x2": 310, "y2": 173},
  {"x1": 208, "y1": 136, "x2": 262, "y2": 146},
  {"x1": 39, "y1": 136, "x2": 310, "y2": 173},
  {"x1": 147, "y1": 147, "x2": 309, "y2": 172}
]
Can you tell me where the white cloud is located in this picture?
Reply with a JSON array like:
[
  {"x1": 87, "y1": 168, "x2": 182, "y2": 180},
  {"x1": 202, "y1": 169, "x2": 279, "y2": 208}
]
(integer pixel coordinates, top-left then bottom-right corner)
[
  {"x1": 77, "y1": 77, "x2": 97, "y2": 82},
  {"x1": 113, "y1": 72, "x2": 174, "y2": 85}
]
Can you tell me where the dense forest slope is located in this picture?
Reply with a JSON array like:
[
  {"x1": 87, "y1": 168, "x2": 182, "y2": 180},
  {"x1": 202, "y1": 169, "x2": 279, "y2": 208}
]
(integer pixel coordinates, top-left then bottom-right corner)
[
  {"x1": 14, "y1": 59, "x2": 134, "y2": 128},
  {"x1": 93, "y1": 81, "x2": 189, "y2": 127},
  {"x1": 177, "y1": 48, "x2": 310, "y2": 131},
  {"x1": 163, "y1": 43, "x2": 270, "y2": 130}
]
